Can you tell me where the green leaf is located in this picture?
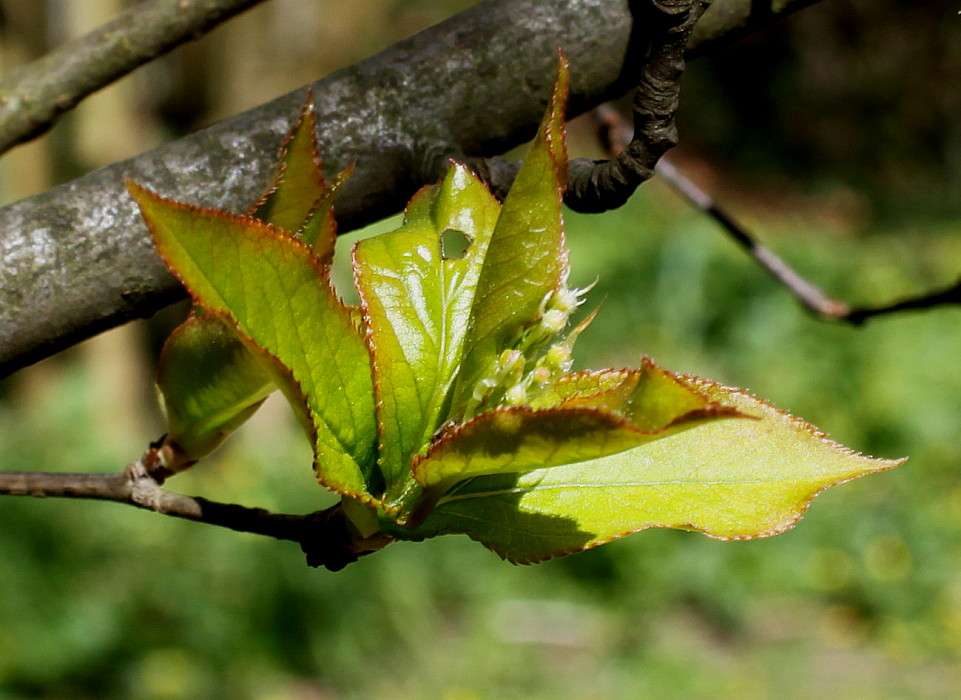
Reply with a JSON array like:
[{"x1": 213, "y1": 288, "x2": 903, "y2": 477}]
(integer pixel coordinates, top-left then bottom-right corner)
[
  {"x1": 129, "y1": 182, "x2": 378, "y2": 501},
  {"x1": 452, "y1": 56, "x2": 571, "y2": 411},
  {"x1": 529, "y1": 359, "x2": 727, "y2": 430},
  {"x1": 155, "y1": 312, "x2": 274, "y2": 470},
  {"x1": 299, "y1": 165, "x2": 352, "y2": 262},
  {"x1": 407, "y1": 380, "x2": 903, "y2": 563},
  {"x1": 353, "y1": 164, "x2": 500, "y2": 504},
  {"x1": 250, "y1": 95, "x2": 327, "y2": 237},
  {"x1": 412, "y1": 360, "x2": 738, "y2": 492},
  {"x1": 152, "y1": 97, "x2": 345, "y2": 471}
]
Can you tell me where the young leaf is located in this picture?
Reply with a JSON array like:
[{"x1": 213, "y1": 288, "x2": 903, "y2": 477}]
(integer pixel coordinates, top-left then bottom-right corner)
[
  {"x1": 250, "y1": 95, "x2": 327, "y2": 238},
  {"x1": 152, "y1": 97, "x2": 344, "y2": 471},
  {"x1": 452, "y1": 56, "x2": 571, "y2": 412},
  {"x1": 411, "y1": 360, "x2": 739, "y2": 492},
  {"x1": 404, "y1": 381, "x2": 903, "y2": 563},
  {"x1": 129, "y1": 182, "x2": 379, "y2": 501},
  {"x1": 529, "y1": 360, "x2": 721, "y2": 429},
  {"x1": 155, "y1": 312, "x2": 274, "y2": 471},
  {"x1": 299, "y1": 165, "x2": 352, "y2": 262},
  {"x1": 353, "y1": 164, "x2": 500, "y2": 504}
]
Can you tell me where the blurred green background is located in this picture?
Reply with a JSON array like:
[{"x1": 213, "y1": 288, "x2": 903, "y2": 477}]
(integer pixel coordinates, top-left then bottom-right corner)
[{"x1": 2, "y1": 1, "x2": 961, "y2": 698}]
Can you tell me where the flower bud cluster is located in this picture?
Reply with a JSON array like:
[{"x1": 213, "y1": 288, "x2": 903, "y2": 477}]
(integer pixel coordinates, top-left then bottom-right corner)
[
  {"x1": 470, "y1": 349, "x2": 527, "y2": 404},
  {"x1": 463, "y1": 281, "x2": 596, "y2": 417}
]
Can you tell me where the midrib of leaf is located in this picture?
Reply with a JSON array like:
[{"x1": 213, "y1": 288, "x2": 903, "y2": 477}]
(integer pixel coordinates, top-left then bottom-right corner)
[{"x1": 437, "y1": 476, "x2": 810, "y2": 507}]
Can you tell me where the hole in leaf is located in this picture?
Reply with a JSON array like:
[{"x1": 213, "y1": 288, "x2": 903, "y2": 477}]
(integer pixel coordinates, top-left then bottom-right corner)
[{"x1": 441, "y1": 229, "x2": 471, "y2": 260}]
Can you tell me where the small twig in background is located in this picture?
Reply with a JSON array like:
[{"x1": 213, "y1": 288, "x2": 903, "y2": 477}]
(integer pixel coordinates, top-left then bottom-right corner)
[
  {"x1": 844, "y1": 278, "x2": 961, "y2": 325},
  {"x1": 592, "y1": 104, "x2": 961, "y2": 324},
  {"x1": 0, "y1": 0, "x2": 270, "y2": 156},
  {"x1": 654, "y1": 156, "x2": 851, "y2": 319}
]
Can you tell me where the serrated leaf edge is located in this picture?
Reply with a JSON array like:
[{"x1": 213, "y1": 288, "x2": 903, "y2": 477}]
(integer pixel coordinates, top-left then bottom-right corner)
[{"x1": 129, "y1": 181, "x2": 379, "y2": 504}]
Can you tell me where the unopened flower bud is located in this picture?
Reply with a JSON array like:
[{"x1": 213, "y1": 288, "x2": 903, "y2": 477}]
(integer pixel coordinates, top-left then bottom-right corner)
[
  {"x1": 541, "y1": 309, "x2": 568, "y2": 334},
  {"x1": 545, "y1": 343, "x2": 572, "y2": 370},
  {"x1": 472, "y1": 377, "x2": 498, "y2": 402},
  {"x1": 504, "y1": 384, "x2": 528, "y2": 406},
  {"x1": 550, "y1": 288, "x2": 580, "y2": 315},
  {"x1": 498, "y1": 348, "x2": 524, "y2": 372},
  {"x1": 532, "y1": 366, "x2": 552, "y2": 385}
]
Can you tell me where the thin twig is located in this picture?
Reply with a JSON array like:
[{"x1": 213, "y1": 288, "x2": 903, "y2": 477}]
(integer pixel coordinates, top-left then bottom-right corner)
[
  {"x1": 593, "y1": 104, "x2": 961, "y2": 323},
  {"x1": 653, "y1": 156, "x2": 850, "y2": 318},
  {"x1": 0, "y1": 455, "x2": 392, "y2": 571},
  {"x1": 844, "y1": 278, "x2": 961, "y2": 324},
  {"x1": 0, "y1": 0, "x2": 269, "y2": 155}
]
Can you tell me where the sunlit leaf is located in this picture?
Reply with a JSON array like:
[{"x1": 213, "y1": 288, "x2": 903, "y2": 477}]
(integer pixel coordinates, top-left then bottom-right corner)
[
  {"x1": 412, "y1": 359, "x2": 738, "y2": 492},
  {"x1": 250, "y1": 96, "x2": 326, "y2": 236},
  {"x1": 405, "y1": 380, "x2": 903, "y2": 563},
  {"x1": 151, "y1": 97, "x2": 345, "y2": 470},
  {"x1": 300, "y1": 165, "x2": 352, "y2": 262},
  {"x1": 353, "y1": 164, "x2": 501, "y2": 504},
  {"x1": 452, "y1": 57, "x2": 570, "y2": 411},
  {"x1": 136, "y1": 61, "x2": 904, "y2": 571},
  {"x1": 129, "y1": 182, "x2": 378, "y2": 501},
  {"x1": 530, "y1": 359, "x2": 725, "y2": 430}
]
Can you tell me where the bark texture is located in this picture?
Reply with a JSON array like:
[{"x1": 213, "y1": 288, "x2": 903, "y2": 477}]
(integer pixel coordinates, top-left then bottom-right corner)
[{"x1": 0, "y1": 0, "x2": 819, "y2": 377}]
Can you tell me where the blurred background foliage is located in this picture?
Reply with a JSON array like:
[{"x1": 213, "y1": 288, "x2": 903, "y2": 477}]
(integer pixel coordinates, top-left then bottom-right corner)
[{"x1": 1, "y1": 0, "x2": 961, "y2": 698}]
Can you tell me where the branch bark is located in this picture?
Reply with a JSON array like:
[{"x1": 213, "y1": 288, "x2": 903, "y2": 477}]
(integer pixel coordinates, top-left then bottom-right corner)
[
  {"x1": 0, "y1": 0, "x2": 821, "y2": 378},
  {"x1": 0, "y1": 0, "x2": 270, "y2": 156}
]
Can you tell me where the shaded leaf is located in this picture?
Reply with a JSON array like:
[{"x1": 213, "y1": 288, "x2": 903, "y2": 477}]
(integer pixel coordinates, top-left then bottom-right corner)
[{"x1": 156, "y1": 312, "x2": 274, "y2": 470}]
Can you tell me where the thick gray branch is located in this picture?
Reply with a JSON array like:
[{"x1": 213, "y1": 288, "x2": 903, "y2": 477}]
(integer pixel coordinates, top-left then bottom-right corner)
[
  {"x1": 0, "y1": 0, "x2": 269, "y2": 155},
  {"x1": 0, "y1": 0, "x2": 822, "y2": 377}
]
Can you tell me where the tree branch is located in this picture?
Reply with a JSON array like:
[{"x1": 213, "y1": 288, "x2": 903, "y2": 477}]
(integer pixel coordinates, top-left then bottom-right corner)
[
  {"x1": 0, "y1": 456, "x2": 391, "y2": 571},
  {"x1": 0, "y1": 0, "x2": 269, "y2": 156},
  {"x1": 565, "y1": 0, "x2": 711, "y2": 213},
  {"x1": 0, "y1": 0, "x2": 824, "y2": 378}
]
